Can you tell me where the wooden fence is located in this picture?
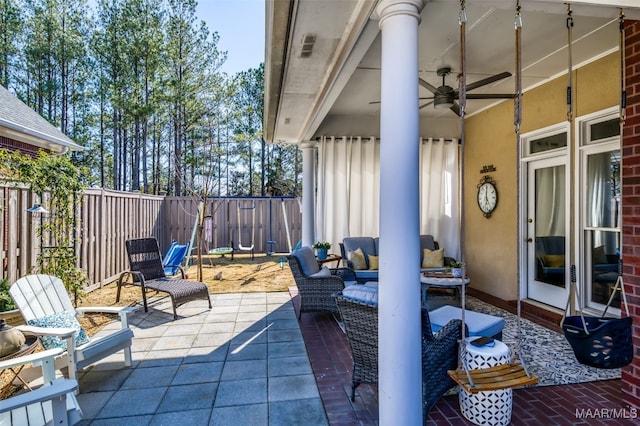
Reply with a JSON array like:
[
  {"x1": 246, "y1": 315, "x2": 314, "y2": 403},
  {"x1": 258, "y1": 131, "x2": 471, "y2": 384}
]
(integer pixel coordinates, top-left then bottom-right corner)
[{"x1": 1, "y1": 185, "x2": 302, "y2": 292}]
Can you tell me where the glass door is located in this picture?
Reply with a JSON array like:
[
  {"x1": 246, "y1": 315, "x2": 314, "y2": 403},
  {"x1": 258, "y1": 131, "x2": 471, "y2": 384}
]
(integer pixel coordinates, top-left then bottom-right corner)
[{"x1": 526, "y1": 156, "x2": 569, "y2": 308}]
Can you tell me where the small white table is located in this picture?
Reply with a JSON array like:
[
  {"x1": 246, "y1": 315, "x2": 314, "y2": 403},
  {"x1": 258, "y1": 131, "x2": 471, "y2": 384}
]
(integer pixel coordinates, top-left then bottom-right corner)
[
  {"x1": 420, "y1": 274, "x2": 470, "y2": 307},
  {"x1": 459, "y1": 338, "x2": 513, "y2": 426}
]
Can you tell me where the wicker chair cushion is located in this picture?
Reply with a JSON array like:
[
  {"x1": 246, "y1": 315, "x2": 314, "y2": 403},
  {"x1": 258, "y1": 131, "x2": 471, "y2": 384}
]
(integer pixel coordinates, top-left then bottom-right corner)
[
  {"x1": 342, "y1": 284, "x2": 379, "y2": 305},
  {"x1": 429, "y1": 305, "x2": 504, "y2": 338},
  {"x1": 342, "y1": 237, "x2": 377, "y2": 257},
  {"x1": 310, "y1": 266, "x2": 331, "y2": 278},
  {"x1": 292, "y1": 246, "x2": 320, "y2": 276}
]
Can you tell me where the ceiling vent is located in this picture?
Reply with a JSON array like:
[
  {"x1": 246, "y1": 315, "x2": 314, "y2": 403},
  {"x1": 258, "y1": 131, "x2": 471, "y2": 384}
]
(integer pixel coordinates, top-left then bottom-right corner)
[{"x1": 300, "y1": 34, "x2": 316, "y2": 58}]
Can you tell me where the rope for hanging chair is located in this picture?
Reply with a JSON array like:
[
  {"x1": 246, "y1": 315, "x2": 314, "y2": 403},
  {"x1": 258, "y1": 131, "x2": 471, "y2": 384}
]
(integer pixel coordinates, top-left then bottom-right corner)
[
  {"x1": 567, "y1": 5, "x2": 574, "y2": 122},
  {"x1": 619, "y1": 9, "x2": 626, "y2": 125},
  {"x1": 448, "y1": 0, "x2": 538, "y2": 392}
]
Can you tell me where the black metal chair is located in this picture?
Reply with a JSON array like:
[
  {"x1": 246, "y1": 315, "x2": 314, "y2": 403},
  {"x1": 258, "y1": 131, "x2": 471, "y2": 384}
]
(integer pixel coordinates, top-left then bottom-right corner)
[
  {"x1": 287, "y1": 246, "x2": 356, "y2": 319},
  {"x1": 336, "y1": 295, "x2": 461, "y2": 417},
  {"x1": 117, "y1": 238, "x2": 212, "y2": 320}
]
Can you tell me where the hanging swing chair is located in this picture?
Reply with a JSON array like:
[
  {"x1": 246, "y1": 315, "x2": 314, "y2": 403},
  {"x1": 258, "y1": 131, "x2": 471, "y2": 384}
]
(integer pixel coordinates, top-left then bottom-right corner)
[
  {"x1": 558, "y1": 8, "x2": 633, "y2": 370},
  {"x1": 447, "y1": 0, "x2": 538, "y2": 395},
  {"x1": 562, "y1": 263, "x2": 633, "y2": 369},
  {"x1": 237, "y1": 200, "x2": 256, "y2": 260}
]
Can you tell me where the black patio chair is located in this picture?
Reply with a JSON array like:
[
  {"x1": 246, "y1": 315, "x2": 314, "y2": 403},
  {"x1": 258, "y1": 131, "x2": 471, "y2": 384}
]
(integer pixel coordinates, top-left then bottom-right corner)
[{"x1": 117, "y1": 237, "x2": 212, "y2": 320}]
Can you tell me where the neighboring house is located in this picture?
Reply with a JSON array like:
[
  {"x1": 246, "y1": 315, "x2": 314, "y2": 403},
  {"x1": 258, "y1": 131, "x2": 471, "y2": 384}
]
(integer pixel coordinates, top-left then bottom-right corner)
[
  {"x1": 264, "y1": 0, "x2": 640, "y2": 419},
  {"x1": 0, "y1": 85, "x2": 83, "y2": 155}
]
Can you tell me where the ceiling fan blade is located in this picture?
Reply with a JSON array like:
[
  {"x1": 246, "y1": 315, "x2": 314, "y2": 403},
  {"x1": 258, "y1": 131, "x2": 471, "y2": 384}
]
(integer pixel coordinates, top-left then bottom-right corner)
[
  {"x1": 419, "y1": 77, "x2": 443, "y2": 95},
  {"x1": 466, "y1": 93, "x2": 515, "y2": 99},
  {"x1": 371, "y1": 96, "x2": 435, "y2": 105},
  {"x1": 465, "y1": 72, "x2": 512, "y2": 92},
  {"x1": 450, "y1": 102, "x2": 461, "y2": 116},
  {"x1": 419, "y1": 100, "x2": 435, "y2": 110}
]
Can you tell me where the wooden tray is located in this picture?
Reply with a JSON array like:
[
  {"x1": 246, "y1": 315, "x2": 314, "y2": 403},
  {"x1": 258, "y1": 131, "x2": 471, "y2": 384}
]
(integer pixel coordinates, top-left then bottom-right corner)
[{"x1": 423, "y1": 272, "x2": 454, "y2": 278}]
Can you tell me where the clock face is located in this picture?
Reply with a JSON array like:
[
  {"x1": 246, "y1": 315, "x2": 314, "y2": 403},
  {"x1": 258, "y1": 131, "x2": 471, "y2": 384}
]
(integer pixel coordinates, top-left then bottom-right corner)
[{"x1": 477, "y1": 182, "x2": 497, "y2": 217}]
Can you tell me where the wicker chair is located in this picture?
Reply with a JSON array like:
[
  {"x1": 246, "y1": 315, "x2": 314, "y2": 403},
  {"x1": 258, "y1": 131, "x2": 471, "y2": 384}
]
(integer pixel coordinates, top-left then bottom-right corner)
[
  {"x1": 288, "y1": 246, "x2": 356, "y2": 319},
  {"x1": 336, "y1": 295, "x2": 462, "y2": 417}
]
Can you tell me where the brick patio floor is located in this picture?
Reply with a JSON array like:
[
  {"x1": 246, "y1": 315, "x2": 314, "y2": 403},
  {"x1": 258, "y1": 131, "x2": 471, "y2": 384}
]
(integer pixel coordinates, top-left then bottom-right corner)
[{"x1": 292, "y1": 290, "x2": 628, "y2": 425}]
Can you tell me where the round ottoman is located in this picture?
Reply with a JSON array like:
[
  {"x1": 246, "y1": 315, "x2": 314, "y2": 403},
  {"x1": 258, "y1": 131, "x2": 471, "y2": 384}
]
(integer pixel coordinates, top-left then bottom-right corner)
[{"x1": 459, "y1": 338, "x2": 512, "y2": 426}]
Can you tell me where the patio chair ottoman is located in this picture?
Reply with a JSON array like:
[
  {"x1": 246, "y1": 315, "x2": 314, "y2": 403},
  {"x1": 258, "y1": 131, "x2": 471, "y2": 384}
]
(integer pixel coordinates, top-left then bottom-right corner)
[
  {"x1": 429, "y1": 305, "x2": 504, "y2": 340},
  {"x1": 142, "y1": 278, "x2": 212, "y2": 320}
]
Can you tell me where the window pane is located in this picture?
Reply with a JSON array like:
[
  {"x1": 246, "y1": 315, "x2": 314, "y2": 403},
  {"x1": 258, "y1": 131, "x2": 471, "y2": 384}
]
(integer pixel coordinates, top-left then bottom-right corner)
[
  {"x1": 588, "y1": 229, "x2": 620, "y2": 309},
  {"x1": 530, "y1": 133, "x2": 567, "y2": 154},
  {"x1": 590, "y1": 119, "x2": 620, "y2": 142},
  {"x1": 534, "y1": 165, "x2": 566, "y2": 287},
  {"x1": 586, "y1": 150, "x2": 620, "y2": 228}
]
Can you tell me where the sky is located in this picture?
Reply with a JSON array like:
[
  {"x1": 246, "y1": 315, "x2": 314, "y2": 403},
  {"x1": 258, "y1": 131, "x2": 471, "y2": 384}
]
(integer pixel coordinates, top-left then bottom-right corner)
[
  {"x1": 196, "y1": 0, "x2": 265, "y2": 75},
  {"x1": 86, "y1": 0, "x2": 265, "y2": 76}
]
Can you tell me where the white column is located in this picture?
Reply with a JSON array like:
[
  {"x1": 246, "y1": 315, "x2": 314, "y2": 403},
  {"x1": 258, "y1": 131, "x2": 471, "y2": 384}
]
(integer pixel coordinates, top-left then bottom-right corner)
[
  {"x1": 376, "y1": 1, "x2": 424, "y2": 425},
  {"x1": 300, "y1": 141, "x2": 316, "y2": 248}
]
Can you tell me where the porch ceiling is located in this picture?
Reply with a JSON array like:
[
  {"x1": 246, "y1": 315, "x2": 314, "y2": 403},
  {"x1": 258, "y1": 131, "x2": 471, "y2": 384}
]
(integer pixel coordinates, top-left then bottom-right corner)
[{"x1": 264, "y1": 0, "x2": 640, "y2": 145}]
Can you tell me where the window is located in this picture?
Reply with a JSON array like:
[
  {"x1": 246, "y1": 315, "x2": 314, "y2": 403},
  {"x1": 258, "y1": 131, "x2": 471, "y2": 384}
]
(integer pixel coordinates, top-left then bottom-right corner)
[
  {"x1": 579, "y1": 109, "x2": 621, "y2": 312},
  {"x1": 588, "y1": 118, "x2": 620, "y2": 143},
  {"x1": 529, "y1": 132, "x2": 567, "y2": 154}
]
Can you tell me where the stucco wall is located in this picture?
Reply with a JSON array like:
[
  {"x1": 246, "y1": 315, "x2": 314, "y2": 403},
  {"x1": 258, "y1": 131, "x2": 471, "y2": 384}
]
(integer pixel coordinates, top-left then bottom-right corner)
[{"x1": 464, "y1": 53, "x2": 619, "y2": 301}]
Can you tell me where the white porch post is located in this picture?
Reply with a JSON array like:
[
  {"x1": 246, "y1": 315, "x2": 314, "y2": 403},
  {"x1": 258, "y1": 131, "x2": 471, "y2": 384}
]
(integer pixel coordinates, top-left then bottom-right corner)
[
  {"x1": 376, "y1": 0, "x2": 424, "y2": 424},
  {"x1": 300, "y1": 140, "x2": 316, "y2": 248}
]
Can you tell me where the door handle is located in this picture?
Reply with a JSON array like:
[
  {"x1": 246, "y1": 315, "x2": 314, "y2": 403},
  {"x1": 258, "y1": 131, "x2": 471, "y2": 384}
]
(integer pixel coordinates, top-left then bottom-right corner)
[{"x1": 527, "y1": 238, "x2": 533, "y2": 242}]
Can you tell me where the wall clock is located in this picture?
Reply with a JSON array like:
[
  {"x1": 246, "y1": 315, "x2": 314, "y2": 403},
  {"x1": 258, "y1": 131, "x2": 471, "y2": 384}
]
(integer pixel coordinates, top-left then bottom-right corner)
[{"x1": 477, "y1": 175, "x2": 498, "y2": 218}]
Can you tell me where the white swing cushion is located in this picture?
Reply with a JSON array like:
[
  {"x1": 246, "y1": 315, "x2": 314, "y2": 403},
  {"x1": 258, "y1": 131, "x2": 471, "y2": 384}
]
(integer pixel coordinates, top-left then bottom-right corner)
[{"x1": 429, "y1": 305, "x2": 504, "y2": 339}]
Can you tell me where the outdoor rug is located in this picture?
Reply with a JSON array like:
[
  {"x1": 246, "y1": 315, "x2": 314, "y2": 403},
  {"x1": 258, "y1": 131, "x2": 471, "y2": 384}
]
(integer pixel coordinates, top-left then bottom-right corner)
[{"x1": 464, "y1": 296, "x2": 621, "y2": 386}]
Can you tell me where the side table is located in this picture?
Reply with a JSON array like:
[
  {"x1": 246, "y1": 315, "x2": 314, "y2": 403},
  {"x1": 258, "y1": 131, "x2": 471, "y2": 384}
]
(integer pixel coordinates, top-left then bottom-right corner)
[
  {"x1": 459, "y1": 338, "x2": 512, "y2": 426},
  {"x1": 317, "y1": 254, "x2": 342, "y2": 268},
  {"x1": 0, "y1": 332, "x2": 40, "y2": 398},
  {"x1": 420, "y1": 274, "x2": 470, "y2": 307}
]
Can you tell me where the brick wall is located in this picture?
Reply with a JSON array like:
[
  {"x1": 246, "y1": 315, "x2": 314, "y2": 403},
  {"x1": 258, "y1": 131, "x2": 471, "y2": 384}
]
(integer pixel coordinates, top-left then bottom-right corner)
[
  {"x1": 622, "y1": 19, "x2": 640, "y2": 409},
  {"x1": 0, "y1": 135, "x2": 48, "y2": 156}
]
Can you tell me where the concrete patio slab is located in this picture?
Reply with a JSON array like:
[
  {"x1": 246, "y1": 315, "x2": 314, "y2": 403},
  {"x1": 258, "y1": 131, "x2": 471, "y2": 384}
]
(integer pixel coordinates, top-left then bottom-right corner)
[{"x1": 72, "y1": 292, "x2": 327, "y2": 425}]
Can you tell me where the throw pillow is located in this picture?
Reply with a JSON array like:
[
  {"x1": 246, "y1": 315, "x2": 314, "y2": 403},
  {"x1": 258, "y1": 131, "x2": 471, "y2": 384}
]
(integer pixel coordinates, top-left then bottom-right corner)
[
  {"x1": 311, "y1": 266, "x2": 332, "y2": 278},
  {"x1": 349, "y1": 248, "x2": 367, "y2": 270},
  {"x1": 27, "y1": 310, "x2": 91, "y2": 351},
  {"x1": 368, "y1": 254, "x2": 379, "y2": 270},
  {"x1": 543, "y1": 254, "x2": 565, "y2": 268},
  {"x1": 422, "y1": 248, "x2": 444, "y2": 268}
]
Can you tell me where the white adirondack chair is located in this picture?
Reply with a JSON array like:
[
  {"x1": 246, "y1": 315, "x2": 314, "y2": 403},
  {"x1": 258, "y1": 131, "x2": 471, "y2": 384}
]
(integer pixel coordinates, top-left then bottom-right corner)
[
  {"x1": 0, "y1": 348, "x2": 82, "y2": 425},
  {"x1": 10, "y1": 275, "x2": 136, "y2": 383}
]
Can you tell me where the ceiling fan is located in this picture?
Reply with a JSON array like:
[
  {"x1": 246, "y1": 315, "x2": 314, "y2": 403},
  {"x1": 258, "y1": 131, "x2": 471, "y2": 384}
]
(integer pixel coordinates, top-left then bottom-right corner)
[{"x1": 418, "y1": 67, "x2": 514, "y2": 115}]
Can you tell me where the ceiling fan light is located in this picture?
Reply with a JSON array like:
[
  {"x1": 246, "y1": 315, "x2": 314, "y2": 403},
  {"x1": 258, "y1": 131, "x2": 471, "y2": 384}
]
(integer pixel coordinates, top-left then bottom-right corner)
[{"x1": 434, "y1": 96, "x2": 453, "y2": 109}]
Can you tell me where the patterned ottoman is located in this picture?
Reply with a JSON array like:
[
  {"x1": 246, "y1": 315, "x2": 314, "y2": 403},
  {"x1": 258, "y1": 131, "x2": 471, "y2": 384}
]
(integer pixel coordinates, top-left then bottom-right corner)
[{"x1": 459, "y1": 338, "x2": 512, "y2": 426}]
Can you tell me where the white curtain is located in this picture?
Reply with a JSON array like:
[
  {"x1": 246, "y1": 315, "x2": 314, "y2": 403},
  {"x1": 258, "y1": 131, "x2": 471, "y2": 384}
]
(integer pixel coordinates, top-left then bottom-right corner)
[
  {"x1": 316, "y1": 136, "x2": 459, "y2": 258},
  {"x1": 535, "y1": 165, "x2": 566, "y2": 237},
  {"x1": 419, "y1": 138, "x2": 460, "y2": 260},
  {"x1": 317, "y1": 137, "x2": 380, "y2": 249}
]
